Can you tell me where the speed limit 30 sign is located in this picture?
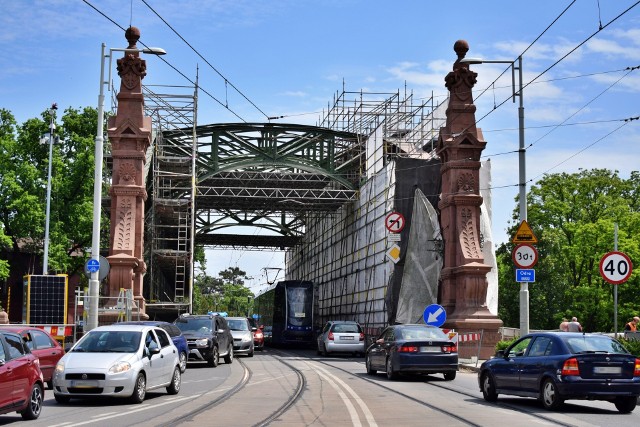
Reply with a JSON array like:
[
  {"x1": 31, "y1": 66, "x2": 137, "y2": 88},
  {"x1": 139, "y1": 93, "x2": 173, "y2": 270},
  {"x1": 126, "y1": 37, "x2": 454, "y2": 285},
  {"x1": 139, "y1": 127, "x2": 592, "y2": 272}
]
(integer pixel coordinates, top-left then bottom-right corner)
[
  {"x1": 599, "y1": 251, "x2": 633, "y2": 285},
  {"x1": 512, "y1": 244, "x2": 538, "y2": 269}
]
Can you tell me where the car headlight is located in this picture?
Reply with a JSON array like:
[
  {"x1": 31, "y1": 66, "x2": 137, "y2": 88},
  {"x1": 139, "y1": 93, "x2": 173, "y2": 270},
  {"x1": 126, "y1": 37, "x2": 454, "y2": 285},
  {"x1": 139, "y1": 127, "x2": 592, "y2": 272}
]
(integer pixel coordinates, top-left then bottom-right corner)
[
  {"x1": 195, "y1": 338, "x2": 209, "y2": 347},
  {"x1": 242, "y1": 335, "x2": 251, "y2": 343},
  {"x1": 55, "y1": 361, "x2": 64, "y2": 374},
  {"x1": 109, "y1": 361, "x2": 132, "y2": 374}
]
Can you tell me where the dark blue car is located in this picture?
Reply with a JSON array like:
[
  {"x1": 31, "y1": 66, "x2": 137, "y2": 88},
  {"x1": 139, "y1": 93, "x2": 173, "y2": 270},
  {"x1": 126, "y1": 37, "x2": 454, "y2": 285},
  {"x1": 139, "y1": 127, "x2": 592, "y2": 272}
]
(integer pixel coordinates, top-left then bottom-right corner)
[
  {"x1": 478, "y1": 332, "x2": 640, "y2": 413},
  {"x1": 119, "y1": 321, "x2": 189, "y2": 373}
]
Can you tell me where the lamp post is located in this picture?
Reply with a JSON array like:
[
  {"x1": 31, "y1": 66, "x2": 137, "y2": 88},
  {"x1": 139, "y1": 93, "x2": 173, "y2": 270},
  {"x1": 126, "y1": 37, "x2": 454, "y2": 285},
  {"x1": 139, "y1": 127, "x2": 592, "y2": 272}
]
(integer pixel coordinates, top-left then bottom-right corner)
[
  {"x1": 460, "y1": 55, "x2": 528, "y2": 336},
  {"x1": 86, "y1": 43, "x2": 166, "y2": 332},
  {"x1": 41, "y1": 103, "x2": 58, "y2": 275}
]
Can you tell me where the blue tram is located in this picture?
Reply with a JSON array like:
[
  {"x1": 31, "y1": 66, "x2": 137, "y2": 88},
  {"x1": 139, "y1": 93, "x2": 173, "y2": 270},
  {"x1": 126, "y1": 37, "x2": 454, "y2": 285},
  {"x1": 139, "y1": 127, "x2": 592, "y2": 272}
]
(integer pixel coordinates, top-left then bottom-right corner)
[{"x1": 254, "y1": 280, "x2": 314, "y2": 347}]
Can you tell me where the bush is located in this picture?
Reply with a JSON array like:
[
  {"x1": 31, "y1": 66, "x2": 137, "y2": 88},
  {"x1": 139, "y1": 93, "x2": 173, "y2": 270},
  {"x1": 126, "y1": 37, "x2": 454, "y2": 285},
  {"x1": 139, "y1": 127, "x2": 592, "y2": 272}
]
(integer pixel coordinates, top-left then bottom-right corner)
[
  {"x1": 617, "y1": 337, "x2": 640, "y2": 357},
  {"x1": 495, "y1": 337, "x2": 519, "y2": 353}
]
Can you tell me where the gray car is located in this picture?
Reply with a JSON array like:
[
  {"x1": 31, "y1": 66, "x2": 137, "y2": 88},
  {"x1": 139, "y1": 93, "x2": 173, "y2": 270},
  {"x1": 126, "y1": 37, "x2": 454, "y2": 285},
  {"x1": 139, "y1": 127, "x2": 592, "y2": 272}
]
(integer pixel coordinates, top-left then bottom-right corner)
[
  {"x1": 317, "y1": 320, "x2": 365, "y2": 357},
  {"x1": 226, "y1": 317, "x2": 255, "y2": 357}
]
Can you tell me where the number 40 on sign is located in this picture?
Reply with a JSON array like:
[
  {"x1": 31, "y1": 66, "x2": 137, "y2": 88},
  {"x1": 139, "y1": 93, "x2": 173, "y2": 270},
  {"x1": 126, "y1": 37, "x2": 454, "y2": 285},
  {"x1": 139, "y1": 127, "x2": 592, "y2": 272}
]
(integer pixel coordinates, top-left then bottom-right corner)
[{"x1": 599, "y1": 251, "x2": 633, "y2": 285}]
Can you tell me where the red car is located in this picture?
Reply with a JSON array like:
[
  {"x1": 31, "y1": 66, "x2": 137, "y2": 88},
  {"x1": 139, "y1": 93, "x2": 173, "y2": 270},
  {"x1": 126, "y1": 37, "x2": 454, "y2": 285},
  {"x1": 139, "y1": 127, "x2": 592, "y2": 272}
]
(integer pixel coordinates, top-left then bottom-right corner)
[
  {"x1": 0, "y1": 330, "x2": 44, "y2": 420},
  {"x1": 0, "y1": 326, "x2": 64, "y2": 389},
  {"x1": 247, "y1": 317, "x2": 264, "y2": 351}
]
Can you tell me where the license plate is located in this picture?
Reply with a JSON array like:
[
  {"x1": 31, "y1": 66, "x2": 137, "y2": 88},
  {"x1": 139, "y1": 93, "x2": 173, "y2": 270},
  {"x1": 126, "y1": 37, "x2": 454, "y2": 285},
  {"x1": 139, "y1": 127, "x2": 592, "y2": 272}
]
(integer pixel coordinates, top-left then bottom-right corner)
[
  {"x1": 340, "y1": 336, "x2": 354, "y2": 340},
  {"x1": 594, "y1": 366, "x2": 621, "y2": 374},
  {"x1": 420, "y1": 346, "x2": 440, "y2": 353},
  {"x1": 70, "y1": 380, "x2": 98, "y2": 388}
]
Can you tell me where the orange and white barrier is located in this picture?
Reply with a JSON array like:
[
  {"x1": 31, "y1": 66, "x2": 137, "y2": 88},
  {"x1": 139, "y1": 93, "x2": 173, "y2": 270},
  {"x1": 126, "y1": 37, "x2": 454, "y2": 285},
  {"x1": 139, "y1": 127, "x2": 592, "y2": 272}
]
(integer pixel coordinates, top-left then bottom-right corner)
[{"x1": 33, "y1": 325, "x2": 74, "y2": 337}]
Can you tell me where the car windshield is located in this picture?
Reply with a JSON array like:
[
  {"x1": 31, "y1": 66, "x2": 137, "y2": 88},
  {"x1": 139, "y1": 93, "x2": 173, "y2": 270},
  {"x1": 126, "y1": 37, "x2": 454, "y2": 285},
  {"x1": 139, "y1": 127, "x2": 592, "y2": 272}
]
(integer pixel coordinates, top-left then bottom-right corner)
[
  {"x1": 332, "y1": 323, "x2": 361, "y2": 333},
  {"x1": 398, "y1": 326, "x2": 448, "y2": 341},
  {"x1": 564, "y1": 335, "x2": 629, "y2": 354},
  {"x1": 228, "y1": 319, "x2": 249, "y2": 331},
  {"x1": 175, "y1": 318, "x2": 212, "y2": 333},
  {"x1": 72, "y1": 331, "x2": 141, "y2": 353}
]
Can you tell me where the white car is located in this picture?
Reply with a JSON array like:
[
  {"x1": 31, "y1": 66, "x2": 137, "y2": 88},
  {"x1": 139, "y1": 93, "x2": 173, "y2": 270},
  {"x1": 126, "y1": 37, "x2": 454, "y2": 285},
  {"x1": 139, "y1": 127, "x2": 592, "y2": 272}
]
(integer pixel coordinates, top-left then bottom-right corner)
[
  {"x1": 317, "y1": 320, "x2": 365, "y2": 356},
  {"x1": 53, "y1": 324, "x2": 181, "y2": 404}
]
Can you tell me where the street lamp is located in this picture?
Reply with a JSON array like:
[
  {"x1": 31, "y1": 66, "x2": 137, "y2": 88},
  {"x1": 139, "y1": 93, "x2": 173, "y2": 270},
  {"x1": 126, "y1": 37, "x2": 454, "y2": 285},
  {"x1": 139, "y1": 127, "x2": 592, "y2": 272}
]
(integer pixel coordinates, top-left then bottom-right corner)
[
  {"x1": 460, "y1": 55, "x2": 529, "y2": 336},
  {"x1": 86, "y1": 43, "x2": 166, "y2": 332},
  {"x1": 41, "y1": 103, "x2": 58, "y2": 275}
]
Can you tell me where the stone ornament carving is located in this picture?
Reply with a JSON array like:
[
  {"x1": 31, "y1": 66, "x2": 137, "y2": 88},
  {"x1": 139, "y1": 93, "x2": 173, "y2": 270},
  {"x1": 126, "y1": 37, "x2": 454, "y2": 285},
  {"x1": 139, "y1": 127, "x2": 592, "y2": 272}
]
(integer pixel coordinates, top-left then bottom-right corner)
[
  {"x1": 115, "y1": 197, "x2": 134, "y2": 250},
  {"x1": 457, "y1": 172, "x2": 475, "y2": 193},
  {"x1": 118, "y1": 162, "x2": 137, "y2": 185},
  {"x1": 460, "y1": 208, "x2": 480, "y2": 259}
]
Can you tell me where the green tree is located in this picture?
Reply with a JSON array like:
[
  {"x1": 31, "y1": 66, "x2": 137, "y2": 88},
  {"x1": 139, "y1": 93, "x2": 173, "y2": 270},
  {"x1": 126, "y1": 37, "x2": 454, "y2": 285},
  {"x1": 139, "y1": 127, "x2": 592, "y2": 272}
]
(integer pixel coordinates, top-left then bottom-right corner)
[
  {"x1": 0, "y1": 107, "x2": 102, "y2": 278},
  {"x1": 496, "y1": 169, "x2": 640, "y2": 332}
]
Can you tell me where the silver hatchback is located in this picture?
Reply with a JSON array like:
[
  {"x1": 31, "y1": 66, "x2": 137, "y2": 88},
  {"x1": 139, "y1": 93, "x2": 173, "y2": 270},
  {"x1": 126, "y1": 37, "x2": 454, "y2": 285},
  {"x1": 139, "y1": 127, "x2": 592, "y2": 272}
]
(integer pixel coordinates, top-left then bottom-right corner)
[{"x1": 317, "y1": 321, "x2": 365, "y2": 357}]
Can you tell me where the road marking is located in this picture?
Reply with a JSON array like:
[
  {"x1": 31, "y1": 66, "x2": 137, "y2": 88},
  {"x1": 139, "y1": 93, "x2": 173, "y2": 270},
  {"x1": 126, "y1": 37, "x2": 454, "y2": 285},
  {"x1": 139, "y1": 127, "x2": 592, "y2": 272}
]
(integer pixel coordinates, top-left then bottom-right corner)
[
  {"x1": 314, "y1": 364, "x2": 378, "y2": 427},
  {"x1": 315, "y1": 369, "x2": 362, "y2": 427},
  {"x1": 57, "y1": 396, "x2": 193, "y2": 426}
]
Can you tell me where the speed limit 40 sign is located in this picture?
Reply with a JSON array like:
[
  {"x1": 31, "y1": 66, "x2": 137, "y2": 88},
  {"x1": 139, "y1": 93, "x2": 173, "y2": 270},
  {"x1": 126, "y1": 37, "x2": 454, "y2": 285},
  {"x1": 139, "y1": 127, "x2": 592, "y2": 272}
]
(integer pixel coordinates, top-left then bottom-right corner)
[{"x1": 599, "y1": 251, "x2": 633, "y2": 285}]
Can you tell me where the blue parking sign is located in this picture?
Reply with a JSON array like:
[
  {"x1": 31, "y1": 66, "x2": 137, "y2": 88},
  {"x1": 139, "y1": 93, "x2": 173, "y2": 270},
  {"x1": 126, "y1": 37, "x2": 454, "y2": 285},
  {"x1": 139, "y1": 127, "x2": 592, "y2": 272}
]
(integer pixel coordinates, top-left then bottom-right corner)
[{"x1": 516, "y1": 269, "x2": 535, "y2": 282}]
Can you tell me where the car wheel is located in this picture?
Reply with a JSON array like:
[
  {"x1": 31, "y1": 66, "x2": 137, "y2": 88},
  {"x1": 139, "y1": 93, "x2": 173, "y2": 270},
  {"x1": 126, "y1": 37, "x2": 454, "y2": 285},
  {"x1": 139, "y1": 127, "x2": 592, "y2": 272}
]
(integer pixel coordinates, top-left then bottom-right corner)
[
  {"x1": 130, "y1": 373, "x2": 147, "y2": 404},
  {"x1": 20, "y1": 383, "x2": 43, "y2": 420},
  {"x1": 614, "y1": 396, "x2": 637, "y2": 413},
  {"x1": 179, "y1": 351, "x2": 188, "y2": 373},
  {"x1": 541, "y1": 378, "x2": 563, "y2": 410},
  {"x1": 248, "y1": 348, "x2": 254, "y2": 357},
  {"x1": 208, "y1": 346, "x2": 219, "y2": 367},
  {"x1": 386, "y1": 357, "x2": 398, "y2": 380},
  {"x1": 443, "y1": 371, "x2": 456, "y2": 381},
  {"x1": 166, "y1": 366, "x2": 181, "y2": 395},
  {"x1": 54, "y1": 393, "x2": 71, "y2": 404},
  {"x1": 481, "y1": 372, "x2": 498, "y2": 402},
  {"x1": 224, "y1": 344, "x2": 234, "y2": 364},
  {"x1": 46, "y1": 380, "x2": 53, "y2": 390},
  {"x1": 366, "y1": 355, "x2": 377, "y2": 375}
]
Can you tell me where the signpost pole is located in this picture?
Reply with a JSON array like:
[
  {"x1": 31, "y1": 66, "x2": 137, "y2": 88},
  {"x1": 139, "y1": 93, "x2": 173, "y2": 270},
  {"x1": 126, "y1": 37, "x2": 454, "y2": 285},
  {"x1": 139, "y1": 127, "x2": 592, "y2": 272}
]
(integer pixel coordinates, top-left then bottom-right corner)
[{"x1": 614, "y1": 223, "x2": 618, "y2": 337}]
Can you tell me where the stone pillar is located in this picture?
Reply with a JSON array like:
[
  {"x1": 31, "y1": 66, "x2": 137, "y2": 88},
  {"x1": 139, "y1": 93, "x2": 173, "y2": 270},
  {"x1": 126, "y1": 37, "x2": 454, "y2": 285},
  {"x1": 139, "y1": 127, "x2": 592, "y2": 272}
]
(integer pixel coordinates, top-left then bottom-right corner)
[
  {"x1": 105, "y1": 26, "x2": 151, "y2": 319},
  {"x1": 437, "y1": 40, "x2": 502, "y2": 359}
]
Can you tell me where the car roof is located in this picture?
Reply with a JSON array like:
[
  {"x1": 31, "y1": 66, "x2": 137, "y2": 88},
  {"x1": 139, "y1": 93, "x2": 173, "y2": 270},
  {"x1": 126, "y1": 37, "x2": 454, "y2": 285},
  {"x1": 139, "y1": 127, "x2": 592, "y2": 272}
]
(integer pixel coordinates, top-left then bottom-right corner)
[
  {"x1": 0, "y1": 325, "x2": 42, "y2": 333},
  {"x1": 328, "y1": 320, "x2": 359, "y2": 324},
  {"x1": 88, "y1": 324, "x2": 156, "y2": 332},
  {"x1": 227, "y1": 317, "x2": 248, "y2": 320}
]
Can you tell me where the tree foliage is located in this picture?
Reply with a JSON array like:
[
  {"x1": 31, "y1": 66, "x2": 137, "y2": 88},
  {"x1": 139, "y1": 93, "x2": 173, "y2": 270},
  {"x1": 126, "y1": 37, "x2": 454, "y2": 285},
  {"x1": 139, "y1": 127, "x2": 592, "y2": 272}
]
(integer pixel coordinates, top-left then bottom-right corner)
[
  {"x1": 0, "y1": 107, "x2": 103, "y2": 279},
  {"x1": 192, "y1": 263, "x2": 254, "y2": 316},
  {"x1": 496, "y1": 169, "x2": 640, "y2": 332}
]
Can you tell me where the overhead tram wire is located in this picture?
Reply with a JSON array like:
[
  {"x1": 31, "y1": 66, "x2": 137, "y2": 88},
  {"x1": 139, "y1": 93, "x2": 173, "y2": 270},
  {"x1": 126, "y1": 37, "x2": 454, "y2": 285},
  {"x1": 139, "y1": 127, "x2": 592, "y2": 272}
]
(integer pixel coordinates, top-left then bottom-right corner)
[
  {"x1": 140, "y1": 0, "x2": 270, "y2": 120},
  {"x1": 82, "y1": 0, "x2": 247, "y2": 122}
]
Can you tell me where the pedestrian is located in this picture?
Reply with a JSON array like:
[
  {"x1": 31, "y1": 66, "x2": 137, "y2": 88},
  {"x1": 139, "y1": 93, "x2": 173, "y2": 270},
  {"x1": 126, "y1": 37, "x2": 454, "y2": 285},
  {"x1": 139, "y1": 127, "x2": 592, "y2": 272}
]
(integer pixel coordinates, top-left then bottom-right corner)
[
  {"x1": 567, "y1": 316, "x2": 582, "y2": 332},
  {"x1": 559, "y1": 318, "x2": 569, "y2": 332},
  {"x1": 624, "y1": 316, "x2": 640, "y2": 332}
]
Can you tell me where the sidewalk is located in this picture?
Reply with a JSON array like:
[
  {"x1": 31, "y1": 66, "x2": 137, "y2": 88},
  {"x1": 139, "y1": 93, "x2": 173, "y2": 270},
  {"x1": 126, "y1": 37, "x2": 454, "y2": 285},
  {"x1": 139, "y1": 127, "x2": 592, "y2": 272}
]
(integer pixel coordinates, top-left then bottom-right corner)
[{"x1": 458, "y1": 358, "x2": 484, "y2": 373}]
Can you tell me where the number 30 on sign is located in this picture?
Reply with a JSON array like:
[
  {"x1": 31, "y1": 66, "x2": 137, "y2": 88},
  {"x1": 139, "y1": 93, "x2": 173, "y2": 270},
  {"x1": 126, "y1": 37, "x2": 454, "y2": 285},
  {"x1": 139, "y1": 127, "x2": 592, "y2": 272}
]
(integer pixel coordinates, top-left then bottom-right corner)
[{"x1": 599, "y1": 251, "x2": 633, "y2": 285}]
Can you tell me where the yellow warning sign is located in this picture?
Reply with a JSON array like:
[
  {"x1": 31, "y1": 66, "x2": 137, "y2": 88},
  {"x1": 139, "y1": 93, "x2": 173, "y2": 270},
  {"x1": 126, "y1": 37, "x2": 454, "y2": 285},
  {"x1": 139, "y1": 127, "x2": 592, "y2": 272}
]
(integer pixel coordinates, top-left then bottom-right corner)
[{"x1": 512, "y1": 220, "x2": 538, "y2": 244}]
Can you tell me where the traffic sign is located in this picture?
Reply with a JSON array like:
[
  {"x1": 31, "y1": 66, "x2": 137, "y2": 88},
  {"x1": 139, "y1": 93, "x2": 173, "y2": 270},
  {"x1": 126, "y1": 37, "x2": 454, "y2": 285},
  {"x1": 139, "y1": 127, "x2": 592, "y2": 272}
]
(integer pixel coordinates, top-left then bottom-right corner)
[
  {"x1": 599, "y1": 251, "x2": 633, "y2": 285},
  {"x1": 386, "y1": 244, "x2": 401, "y2": 264},
  {"x1": 423, "y1": 303, "x2": 446, "y2": 327},
  {"x1": 385, "y1": 212, "x2": 405, "y2": 233},
  {"x1": 86, "y1": 258, "x2": 100, "y2": 273},
  {"x1": 512, "y1": 244, "x2": 538, "y2": 268},
  {"x1": 512, "y1": 220, "x2": 538, "y2": 244},
  {"x1": 516, "y1": 269, "x2": 536, "y2": 282}
]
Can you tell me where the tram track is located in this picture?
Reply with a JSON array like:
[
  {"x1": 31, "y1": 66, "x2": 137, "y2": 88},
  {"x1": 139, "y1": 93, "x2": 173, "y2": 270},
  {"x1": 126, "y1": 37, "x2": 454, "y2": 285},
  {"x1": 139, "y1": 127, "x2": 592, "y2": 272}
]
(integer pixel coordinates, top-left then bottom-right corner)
[{"x1": 274, "y1": 350, "x2": 587, "y2": 427}]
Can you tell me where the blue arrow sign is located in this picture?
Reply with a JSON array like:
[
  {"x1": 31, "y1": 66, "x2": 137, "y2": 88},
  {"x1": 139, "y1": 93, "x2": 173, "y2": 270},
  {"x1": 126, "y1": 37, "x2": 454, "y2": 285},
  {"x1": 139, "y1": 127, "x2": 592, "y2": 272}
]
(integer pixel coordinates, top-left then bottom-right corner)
[
  {"x1": 86, "y1": 258, "x2": 100, "y2": 273},
  {"x1": 423, "y1": 303, "x2": 446, "y2": 327},
  {"x1": 516, "y1": 269, "x2": 536, "y2": 282}
]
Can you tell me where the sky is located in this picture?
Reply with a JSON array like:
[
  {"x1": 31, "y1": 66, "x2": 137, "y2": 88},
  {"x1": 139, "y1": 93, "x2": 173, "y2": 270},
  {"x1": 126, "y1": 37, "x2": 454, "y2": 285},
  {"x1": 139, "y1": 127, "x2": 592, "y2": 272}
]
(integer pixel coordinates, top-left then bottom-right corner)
[{"x1": 1, "y1": 1, "x2": 639, "y2": 295}]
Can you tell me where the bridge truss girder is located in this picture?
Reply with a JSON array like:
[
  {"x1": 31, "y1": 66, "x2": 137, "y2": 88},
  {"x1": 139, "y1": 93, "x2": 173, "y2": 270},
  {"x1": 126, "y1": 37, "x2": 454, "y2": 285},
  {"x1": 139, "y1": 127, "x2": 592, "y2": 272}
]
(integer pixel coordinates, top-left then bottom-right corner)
[{"x1": 160, "y1": 123, "x2": 364, "y2": 249}]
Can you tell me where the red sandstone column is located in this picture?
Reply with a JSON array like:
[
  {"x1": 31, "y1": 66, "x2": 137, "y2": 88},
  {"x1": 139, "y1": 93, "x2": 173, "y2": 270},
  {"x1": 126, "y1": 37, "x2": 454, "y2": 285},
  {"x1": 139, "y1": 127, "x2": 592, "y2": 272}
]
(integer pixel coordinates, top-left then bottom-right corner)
[
  {"x1": 436, "y1": 40, "x2": 502, "y2": 359},
  {"x1": 105, "y1": 27, "x2": 151, "y2": 317}
]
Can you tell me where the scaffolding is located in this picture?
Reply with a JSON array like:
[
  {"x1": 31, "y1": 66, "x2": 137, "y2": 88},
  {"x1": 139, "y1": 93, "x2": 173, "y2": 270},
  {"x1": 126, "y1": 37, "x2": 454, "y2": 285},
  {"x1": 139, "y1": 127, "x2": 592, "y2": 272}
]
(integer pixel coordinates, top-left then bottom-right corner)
[
  {"x1": 144, "y1": 82, "x2": 198, "y2": 318},
  {"x1": 288, "y1": 87, "x2": 447, "y2": 337}
]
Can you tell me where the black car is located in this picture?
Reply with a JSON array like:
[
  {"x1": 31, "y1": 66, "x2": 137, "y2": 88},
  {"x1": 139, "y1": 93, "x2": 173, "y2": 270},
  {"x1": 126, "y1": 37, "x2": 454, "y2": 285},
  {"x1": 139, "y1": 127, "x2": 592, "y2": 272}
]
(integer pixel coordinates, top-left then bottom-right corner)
[
  {"x1": 174, "y1": 314, "x2": 234, "y2": 367},
  {"x1": 365, "y1": 324, "x2": 458, "y2": 381},
  {"x1": 478, "y1": 332, "x2": 640, "y2": 413},
  {"x1": 119, "y1": 321, "x2": 189, "y2": 373}
]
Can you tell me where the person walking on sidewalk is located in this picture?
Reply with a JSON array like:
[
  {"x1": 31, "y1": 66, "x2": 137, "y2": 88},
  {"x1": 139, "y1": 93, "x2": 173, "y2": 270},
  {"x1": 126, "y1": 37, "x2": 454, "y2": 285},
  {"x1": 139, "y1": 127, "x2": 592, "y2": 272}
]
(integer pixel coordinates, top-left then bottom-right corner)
[
  {"x1": 567, "y1": 316, "x2": 582, "y2": 332},
  {"x1": 624, "y1": 316, "x2": 639, "y2": 332}
]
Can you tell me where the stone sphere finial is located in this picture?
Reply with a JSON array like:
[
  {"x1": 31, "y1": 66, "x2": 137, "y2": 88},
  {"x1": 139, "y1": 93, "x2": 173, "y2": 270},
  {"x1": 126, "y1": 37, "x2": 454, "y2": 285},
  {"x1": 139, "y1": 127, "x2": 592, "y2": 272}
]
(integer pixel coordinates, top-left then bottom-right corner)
[
  {"x1": 454, "y1": 40, "x2": 469, "y2": 60},
  {"x1": 125, "y1": 26, "x2": 141, "y2": 49}
]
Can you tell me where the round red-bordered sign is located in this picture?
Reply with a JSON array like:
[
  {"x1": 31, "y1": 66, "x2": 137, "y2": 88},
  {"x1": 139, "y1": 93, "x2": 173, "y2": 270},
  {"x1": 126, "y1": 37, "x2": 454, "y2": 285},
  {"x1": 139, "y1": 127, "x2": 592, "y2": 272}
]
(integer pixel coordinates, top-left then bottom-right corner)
[
  {"x1": 385, "y1": 212, "x2": 405, "y2": 233},
  {"x1": 512, "y1": 243, "x2": 538, "y2": 268},
  {"x1": 599, "y1": 251, "x2": 633, "y2": 285}
]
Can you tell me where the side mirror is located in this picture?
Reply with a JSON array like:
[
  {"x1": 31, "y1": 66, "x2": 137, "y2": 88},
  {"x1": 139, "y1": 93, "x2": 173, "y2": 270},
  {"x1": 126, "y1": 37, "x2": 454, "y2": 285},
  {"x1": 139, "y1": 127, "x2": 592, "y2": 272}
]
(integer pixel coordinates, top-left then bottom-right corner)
[{"x1": 251, "y1": 327, "x2": 257, "y2": 332}]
